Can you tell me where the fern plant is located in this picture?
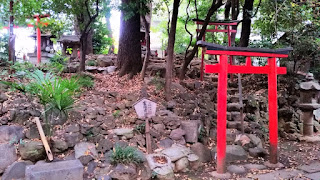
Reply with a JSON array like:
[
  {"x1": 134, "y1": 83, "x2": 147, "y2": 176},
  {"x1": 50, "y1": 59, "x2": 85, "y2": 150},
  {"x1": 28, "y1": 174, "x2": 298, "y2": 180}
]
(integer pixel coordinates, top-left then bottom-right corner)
[{"x1": 110, "y1": 145, "x2": 144, "y2": 165}]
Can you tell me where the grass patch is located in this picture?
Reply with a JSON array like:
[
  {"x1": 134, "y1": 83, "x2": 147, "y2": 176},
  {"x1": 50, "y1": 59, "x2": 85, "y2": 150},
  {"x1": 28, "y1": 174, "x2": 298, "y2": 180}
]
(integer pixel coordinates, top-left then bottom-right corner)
[
  {"x1": 71, "y1": 74, "x2": 94, "y2": 88},
  {"x1": 110, "y1": 145, "x2": 144, "y2": 165}
]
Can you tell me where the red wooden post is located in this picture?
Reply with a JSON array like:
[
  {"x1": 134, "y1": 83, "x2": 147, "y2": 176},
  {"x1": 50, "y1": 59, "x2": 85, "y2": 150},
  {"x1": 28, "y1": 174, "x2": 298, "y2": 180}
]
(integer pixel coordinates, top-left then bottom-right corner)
[
  {"x1": 216, "y1": 55, "x2": 228, "y2": 173},
  {"x1": 36, "y1": 16, "x2": 41, "y2": 64},
  {"x1": 268, "y1": 57, "x2": 278, "y2": 164}
]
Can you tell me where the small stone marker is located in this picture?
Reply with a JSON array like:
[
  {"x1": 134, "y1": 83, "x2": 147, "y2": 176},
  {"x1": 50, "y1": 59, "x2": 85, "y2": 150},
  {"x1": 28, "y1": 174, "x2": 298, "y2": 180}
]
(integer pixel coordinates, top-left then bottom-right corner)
[
  {"x1": 134, "y1": 98, "x2": 157, "y2": 154},
  {"x1": 134, "y1": 98, "x2": 157, "y2": 119}
]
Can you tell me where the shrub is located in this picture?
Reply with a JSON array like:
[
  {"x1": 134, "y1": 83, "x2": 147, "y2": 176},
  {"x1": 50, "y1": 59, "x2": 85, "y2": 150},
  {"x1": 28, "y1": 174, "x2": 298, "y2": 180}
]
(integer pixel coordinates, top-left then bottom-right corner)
[
  {"x1": 110, "y1": 145, "x2": 144, "y2": 165},
  {"x1": 11, "y1": 61, "x2": 34, "y2": 72},
  {"x1": 71, "y1": 74, "x2": 94, "y2": 88}
]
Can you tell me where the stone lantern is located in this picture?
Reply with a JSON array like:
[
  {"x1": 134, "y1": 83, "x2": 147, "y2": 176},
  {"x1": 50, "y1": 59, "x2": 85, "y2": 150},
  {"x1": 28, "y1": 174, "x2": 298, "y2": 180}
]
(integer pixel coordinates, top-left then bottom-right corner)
[{"x1": 299, "y1": 73, "x2": 320, "y2": 139}]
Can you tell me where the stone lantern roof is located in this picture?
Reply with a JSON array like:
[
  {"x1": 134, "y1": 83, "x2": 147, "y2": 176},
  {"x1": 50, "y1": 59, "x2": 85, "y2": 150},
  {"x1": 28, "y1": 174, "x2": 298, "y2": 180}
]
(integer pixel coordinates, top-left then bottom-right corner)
[{"x1": 299, "y1": 81, "x2": 320, "y2": 91}]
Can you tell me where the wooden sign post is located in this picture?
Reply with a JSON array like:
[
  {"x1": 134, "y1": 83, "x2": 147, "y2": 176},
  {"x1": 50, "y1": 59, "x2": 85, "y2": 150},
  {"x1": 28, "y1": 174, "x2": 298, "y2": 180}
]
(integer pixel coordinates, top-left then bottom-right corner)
[{"x1": 134, "y1": 98, "x2": 157, "y2": 154}]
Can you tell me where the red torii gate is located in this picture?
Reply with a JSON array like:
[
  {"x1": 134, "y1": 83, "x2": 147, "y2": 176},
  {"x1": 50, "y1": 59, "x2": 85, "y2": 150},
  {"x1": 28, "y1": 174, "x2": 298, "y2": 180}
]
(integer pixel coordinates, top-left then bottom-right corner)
[
  {"x1": 193, "y1": 19, "x2": 240, "y2": 81},
  {"x1": 3, "y1": 14, "x2": 49, "y2": 64},
  {"x1": 197, "y1": 41, "x2": 292, "y2": 174}
]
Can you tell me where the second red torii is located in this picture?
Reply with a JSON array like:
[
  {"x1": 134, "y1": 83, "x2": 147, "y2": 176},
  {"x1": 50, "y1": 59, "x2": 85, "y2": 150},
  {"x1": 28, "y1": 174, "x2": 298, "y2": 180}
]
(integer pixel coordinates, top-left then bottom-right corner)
[{"x1": 198, "y1": 41, "x2": 293, "y2": 174}]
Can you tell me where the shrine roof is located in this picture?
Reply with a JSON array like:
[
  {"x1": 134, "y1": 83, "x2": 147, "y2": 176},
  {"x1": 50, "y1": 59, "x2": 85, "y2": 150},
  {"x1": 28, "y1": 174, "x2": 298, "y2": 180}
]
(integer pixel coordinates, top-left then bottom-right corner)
[{"x1": 58, "y1": 35, "x2": 80, "y2": 44}]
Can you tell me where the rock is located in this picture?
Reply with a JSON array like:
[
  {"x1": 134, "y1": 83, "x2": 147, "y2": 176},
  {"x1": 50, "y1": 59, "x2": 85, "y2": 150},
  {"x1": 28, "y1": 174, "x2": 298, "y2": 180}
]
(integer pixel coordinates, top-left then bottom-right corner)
[
  {"x1": 169, "y1": 128, "x2": 186, "y2": 140},
  {"x1": 187, "y1": 154, "x2": 201, "y2": 170},
  {"x1": 46, "y1": 108, "x2": 68, "y2": 125},
  {"x1": 175, "y1": 157, "x2": 189, "y2": 172},
  {"x1": 161, "y1": 144, "x2": 191, "y2": 162},
  {"x1": 74, "y1": 142, "x2": 98, "y2": 165},
  {"x1": 97, "y1": 139, "x2": 113, "y2": 153},
  {"x1": 153, "y1": 124, "x2": 165, "y2": 134},
  {"x1": 18, "y1": 141, "x2": 45, "y2": 162},
  {"x1": 110, "y1": 164, "x2": 137, "y2": 180},
  {"x1": 137, "y1": 162, "x2": 152, "y2": 180},
  {"x1": 244, "y1": 163, "x2": 267, "y2": 170},
  {"x1": 0, "y1": 144, "x2": 17, "y2": 173},
  {"x1": 107, "y1": 66, "x2": 116, "y2": 73},
  {"x1": 180, "y1": 121, "x2": 200, "y2": 143},
  {"x1": 249, "y1": 147, "x2": 267, "y2": 158},
  {"x1": 25, "y1": 124, "x2": 40, "y2": 139},
  {"x1": 0, "y1": 93, "x2": 8, "y2": 103},
  {"x1": 212, "y1": 145, "x2": 247, "y2": 162},
  {"x1": 64, "y1": 132, "x2": 83, "y2": 148},
  {"x1": 153, "y1": 165, "x2": 175, "y2": 180},
  {"x1": 247, "y1": 134, "x2": 263, "y2": 148},
  {"x1": 0, "y1": 125, "x2": 25, "y2": 144},
  {"x1": 231, "y1": 112, "x2": 242, "y2": 121},
  {"x1": 97, "y1": 55, "x2": 114, "y2": 67},
  {"x1": 159, "y1": 138, "x2": 174, "y2": 149},
  {"x1": 227, "y1": 165, "x2": 246, "y2": 174},
  {"x1": 25, "y1": 160, "x2": 83, "y2": 180},
  {"x1": 2, "y1": 161, "x2": 33, "y2": 180},
  {"x1": 65, "y1": 124, "x2": 80, "y2": 133},
  {"x1": 113, "y1": 128, "x2": 134, "y2": 139},
  {"x1": 52, "y1": 139, "x2": 68, "y2": 153},
  {"x1": 226, "y1": 145, "x2": 247, "y2": 162},
  {"x1": 97, "y1": 175, "x2": 112, "y2": 180},
  {"x1": 190, "y1": 143, "x2": 211, "y2": 163}
]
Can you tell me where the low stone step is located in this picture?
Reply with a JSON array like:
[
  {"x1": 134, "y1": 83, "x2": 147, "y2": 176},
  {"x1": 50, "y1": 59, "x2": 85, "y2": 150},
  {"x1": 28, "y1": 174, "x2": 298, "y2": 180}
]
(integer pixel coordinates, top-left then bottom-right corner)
[
  {"x1": 25, "y1": 160, "x2": 83, "y2": 180},
  {"x1": 227, "y1": 103, "x2": 242, "y2": 111}
]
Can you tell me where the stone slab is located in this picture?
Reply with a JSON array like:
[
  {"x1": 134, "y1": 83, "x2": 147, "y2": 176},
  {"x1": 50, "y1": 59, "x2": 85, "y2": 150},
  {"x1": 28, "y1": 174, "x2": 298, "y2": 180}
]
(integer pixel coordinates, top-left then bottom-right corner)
[
  {"x1": 304, "y1": 172, "x2": 320, "y2": 180},
  {"x1": 298, "y1": 162, "x2": 320, "y2": 173},
  {"x1": 252, "y1": 169, "x2": 304, "y2": 180},
  {"x1": 25, "y1": 160, "x2": 83, "y2": 180}
]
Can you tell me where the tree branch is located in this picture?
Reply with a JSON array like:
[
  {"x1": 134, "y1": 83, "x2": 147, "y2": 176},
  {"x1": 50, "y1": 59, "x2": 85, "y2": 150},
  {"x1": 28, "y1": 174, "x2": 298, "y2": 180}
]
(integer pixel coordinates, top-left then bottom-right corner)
[{"x1": 82, "y1": 0, "x2": 100, "y2": 36}]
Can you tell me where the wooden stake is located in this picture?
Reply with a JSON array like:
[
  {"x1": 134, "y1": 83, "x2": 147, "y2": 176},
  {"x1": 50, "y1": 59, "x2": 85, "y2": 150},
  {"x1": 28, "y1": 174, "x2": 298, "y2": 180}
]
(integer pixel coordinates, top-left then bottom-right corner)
[
  {"x1": 145, "y1": 118, "x2": 152, "y2": 154},
  {"x1": 35, "y1": 117, "x2": 53, "y2": 161}
]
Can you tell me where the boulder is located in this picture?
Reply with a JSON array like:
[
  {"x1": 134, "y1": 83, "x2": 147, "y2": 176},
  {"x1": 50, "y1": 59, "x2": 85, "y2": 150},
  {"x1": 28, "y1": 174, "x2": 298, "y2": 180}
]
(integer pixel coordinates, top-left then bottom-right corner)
[
  {"x1": 227, "y1": 165, "x2": 246, "y2": 174},
  {"x1": 0, "y1": 125, "x2": 25, "y2": 144},
  {"x1": 180, "y1": 121, "x2": 200, "y2": 143},
  {"x1": 18, "y1": 141, "x2": 45, "y2": 162},
  {"x1": 110, "y1": 164, "x2": 137, "y2": 180},
  {"x1": 64, "y1": 132, "x2": 83, "y2": 148},
  {"x1": 97, "y1": 139, "x2": 113, "y2": 153},
  {"x1": 153, "y1": 165, "x2": 174, "y2": 180},
  {"x1": 74, "y1": 142, "x2": 98, "y2": 165},
  {"x1": 25, "y1": 160, "x2": 83, "y2": 180},
  {"x1": 248, "y1": 147, "x2": 267, "y2": 158},
  {"x1": 52, "y1": 139, "x2": 68, "y2": 153},
  {"x1": 161, "y1": 144, "x2": 191, "y2": 162},
  {"x1": 169, "y1": 128, "x2": 186, "y2": 140},
  {"x1": 174, "y1": 157, "x2": 189, "y2": 172},
  {"x1": 0, "y1": 144, "x2": 17, "y2": 173},
  {"x1": 212, "y1": 145, "x2": 247, "y2": 162},
  {"x1": 187, "y1": 154, "x2": 201, "y2": 170},
  {"x1": 159, "y1": 138, "x2": 174, "y2": 149},
  {"x1": 2, "y1": 161, "x2": 33, "y2": 180},
  {"x1": 113, "y1": 128, "x2": 134, "y2": 139},
  {"x1": 190, "y1": 143, "x2": 211, "y2": 163},
  {"x1": 0, "y1": 92, "x2": 8, "y2": 103}
]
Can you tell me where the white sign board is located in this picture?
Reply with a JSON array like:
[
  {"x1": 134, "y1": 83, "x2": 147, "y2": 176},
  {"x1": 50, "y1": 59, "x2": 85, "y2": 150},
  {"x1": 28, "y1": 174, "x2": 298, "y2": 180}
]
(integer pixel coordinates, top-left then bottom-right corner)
[{"x1": 134, "y1": 98, "x2": 157, "y2": 118}]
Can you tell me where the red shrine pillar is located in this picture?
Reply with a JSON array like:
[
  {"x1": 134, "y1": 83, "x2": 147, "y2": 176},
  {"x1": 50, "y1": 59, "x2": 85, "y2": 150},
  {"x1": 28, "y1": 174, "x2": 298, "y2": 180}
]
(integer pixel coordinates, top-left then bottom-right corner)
[
  {"x1": 268, "y1": 57, "x2": 278, "y2": 164},
  {"x1": 36, "y1": 16, "x2": 41, "y2": 64},
  {"x1": 216, "y1": 55, "x2": 228, "y2": 173}
]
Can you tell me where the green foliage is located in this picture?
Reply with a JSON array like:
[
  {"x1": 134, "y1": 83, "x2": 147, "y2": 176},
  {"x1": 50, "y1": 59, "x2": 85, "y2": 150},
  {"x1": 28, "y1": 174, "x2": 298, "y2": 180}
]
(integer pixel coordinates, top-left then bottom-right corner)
[
  {"x1": 11, "y1": 61, "x2": 34, "y2": 72},
  {"x1": 134, "y1": 123, "x2": 146, "y2": 134},
  {"x1": 27, "y1": 70, "x2": 80, "y2": 112},
  {"x1": 110, "y1": 145, "x2": 144, "y2": 165},
  {"x1": 150, "y1": 72, "x2": 164, "y2": 91},
  {"x1": 71, "y1": 74, "x2": 94, "y2": 88},
  {"x1": 119, "y1": 0, "x2": 152, "y2": 20},
  {"x1": 1, "y1": 81, "x2": 27, "y2": 93},
  {"x1": 87, "y1": 60, "x2": 97, "y2": 66},
  {"x1": 112, "y1": 110, "x2": 121, "y2": 118},
  {"x1": 93, "y1": 21, "x2": 113, "y2": 54},
  {"x1": 0, "y1": 33, "x2": 9, "y2": 62}
]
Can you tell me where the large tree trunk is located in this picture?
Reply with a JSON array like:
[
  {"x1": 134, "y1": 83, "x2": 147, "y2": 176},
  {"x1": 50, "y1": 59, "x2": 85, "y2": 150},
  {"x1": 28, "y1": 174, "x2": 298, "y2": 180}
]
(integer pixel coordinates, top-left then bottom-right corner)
[
  {"x1": 179, "y1": 0, "x2": 223, "y2": 80},
  {"x1": 224, "y1": 0, "x2": 231, "y2": 20},
  {"x1": 117, "y1": 0, "x2": 142, "y2": 78},
  {"x1": 86, "y1": 29, "x2": 93, "y2": 54},
  {"x1": 80, "y1": 33, "x2": 88, "y2": 72},
  {"x1": 165, "y1": 0, "x2": 180, "y2": 101},
  {"x1": 239, "y1": 0, "x2": 254, "y2": 47}
]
